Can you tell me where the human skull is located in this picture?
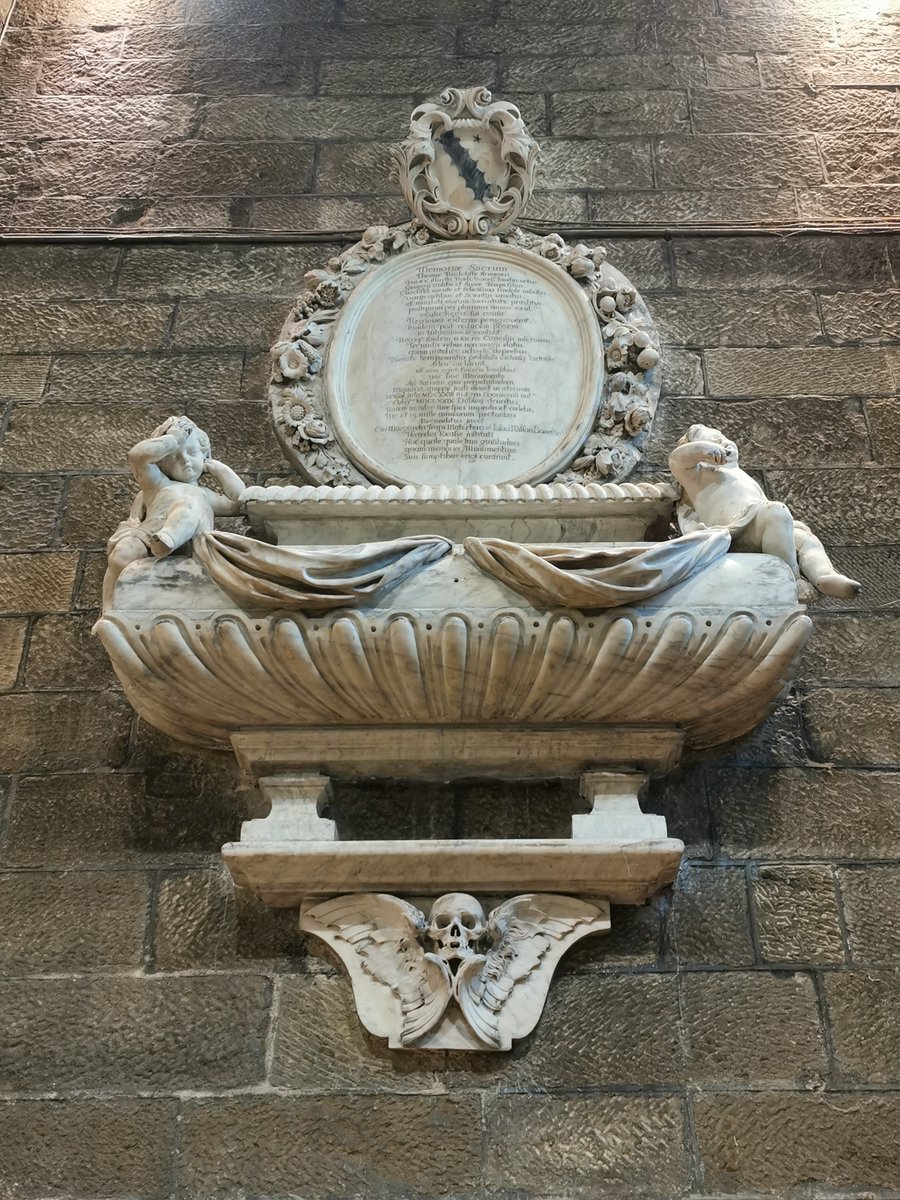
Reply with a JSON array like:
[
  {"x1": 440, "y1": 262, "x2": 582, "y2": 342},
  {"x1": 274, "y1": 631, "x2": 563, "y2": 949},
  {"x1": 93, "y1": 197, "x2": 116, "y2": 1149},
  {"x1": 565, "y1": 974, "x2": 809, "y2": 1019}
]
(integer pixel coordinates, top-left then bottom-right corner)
[{"x1": 426, "y1": 894, "x2": 486, "y2": 962}]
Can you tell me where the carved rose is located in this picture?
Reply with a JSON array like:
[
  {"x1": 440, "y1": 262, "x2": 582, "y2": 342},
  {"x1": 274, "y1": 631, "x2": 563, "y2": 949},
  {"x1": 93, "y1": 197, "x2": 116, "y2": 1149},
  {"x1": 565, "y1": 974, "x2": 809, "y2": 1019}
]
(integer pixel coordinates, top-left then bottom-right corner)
[
  {"x1": 574, "y1": 433, "x2": 623, "y2": 478},
  {"x1": 536, "y1": 233, "x2": 567, "y2": 262},
  {"x1": 605, "y1": 341, "x2": 631, "y2": 370},
  {"x1": 624, "y1": 404, "x2": 651, "y2": 436},
  {"x1": 569, "y1": 255, "x2": 596, "y2": 279},
  {"x1": 297, "y1": 415, "x2": 330, "y2": 445},
  {"x1": 616, "y1": 287, "x2": 636, "y2": 311},
  {"x1": 360, "y1": 224, "x2": 390, "y2": 261}
]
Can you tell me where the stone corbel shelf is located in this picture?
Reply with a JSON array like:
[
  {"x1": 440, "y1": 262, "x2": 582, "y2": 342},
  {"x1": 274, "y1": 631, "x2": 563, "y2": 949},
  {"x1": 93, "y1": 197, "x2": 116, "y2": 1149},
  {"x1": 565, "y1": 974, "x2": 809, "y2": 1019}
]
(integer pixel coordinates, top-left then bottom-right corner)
[{"x1": 243, "y1": 479, "x2": 678, "y2": 544}]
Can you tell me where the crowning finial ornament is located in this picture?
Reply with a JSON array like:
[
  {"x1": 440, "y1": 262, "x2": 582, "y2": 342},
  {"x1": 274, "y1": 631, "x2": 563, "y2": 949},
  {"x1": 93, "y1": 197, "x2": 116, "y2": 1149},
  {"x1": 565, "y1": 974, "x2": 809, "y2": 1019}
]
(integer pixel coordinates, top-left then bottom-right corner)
[{"x1": 391, "y1": 86, "x2": 539, "y2": 238}]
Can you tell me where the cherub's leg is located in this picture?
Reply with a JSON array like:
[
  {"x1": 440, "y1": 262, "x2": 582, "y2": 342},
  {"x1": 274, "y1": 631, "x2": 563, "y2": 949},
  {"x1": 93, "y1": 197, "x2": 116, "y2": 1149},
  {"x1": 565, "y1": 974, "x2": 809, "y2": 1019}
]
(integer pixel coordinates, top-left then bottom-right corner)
[
  {"x1": 794, "y1": 524, "x2": 861, "y2": 599},
  {"x1": 150, "y1": 501, "x2": 199, "y2": 558},
  {"x1": 758, "y1": 502, "x2": 800, "y2": 578},
  {"x1": 103, "y1": 536, "x2": 150, "y2": 610}
]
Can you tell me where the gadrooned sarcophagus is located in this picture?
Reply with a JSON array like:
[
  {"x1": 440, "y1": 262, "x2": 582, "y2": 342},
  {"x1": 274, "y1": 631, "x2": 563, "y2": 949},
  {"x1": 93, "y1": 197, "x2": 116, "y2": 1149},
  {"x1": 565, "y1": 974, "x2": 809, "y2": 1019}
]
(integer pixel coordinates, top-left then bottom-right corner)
[{"x1": 94, "y1": 89, "x2": 857, "y2": 1052}]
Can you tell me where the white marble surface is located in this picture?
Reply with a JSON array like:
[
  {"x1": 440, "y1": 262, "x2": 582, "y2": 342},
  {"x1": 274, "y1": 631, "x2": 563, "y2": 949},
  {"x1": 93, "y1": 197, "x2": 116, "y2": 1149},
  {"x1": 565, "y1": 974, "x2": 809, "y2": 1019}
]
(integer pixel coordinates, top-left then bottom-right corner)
[{"x1": 325, "y1": 242, "x2": 603, "y2": 488}]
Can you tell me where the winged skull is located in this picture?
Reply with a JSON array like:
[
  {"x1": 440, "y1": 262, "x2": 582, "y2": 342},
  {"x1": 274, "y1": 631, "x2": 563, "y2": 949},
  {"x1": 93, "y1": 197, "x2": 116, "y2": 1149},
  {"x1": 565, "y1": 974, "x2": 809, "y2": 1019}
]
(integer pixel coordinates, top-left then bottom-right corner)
[{"x1": 301, "y1": 891, "x2": 608, "y2": 1051}]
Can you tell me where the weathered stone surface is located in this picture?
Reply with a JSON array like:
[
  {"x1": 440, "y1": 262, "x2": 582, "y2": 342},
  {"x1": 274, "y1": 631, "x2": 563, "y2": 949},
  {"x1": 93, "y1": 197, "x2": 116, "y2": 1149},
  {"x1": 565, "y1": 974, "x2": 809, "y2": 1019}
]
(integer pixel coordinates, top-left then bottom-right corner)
[
  {"x1": 0, "y1": 301, "x2": 173, "y2": 352},
  {"x1": 270, "y1": 974, "x2": 438, "y2": 1092},
  {"x1": 0, "y1": 975, "x2": 268, "y2": 1091},
  {"x1": 506, "y1": 52, "x2": 706, "y2": 91},
  {"x1": 695, "y1": 1092, "x2": 900, "y2": 1192},
  {"x1": 24, "y1": 613, "x2": 115, "y2": 688},
  {"x1": 660, "y1": 347, "x2": 703, "y2": 395},
  {"x1": 553, "y1": 89, "x2": 690, "y2": 135},
  {"x1": 804, "y1": 688, "x2": 900, "y2": 767},
  {"x1": 153, "y1": 140, "x2": 316, "y2": 197},
  {"x1": 179, "y1": 1095, "x2": 481, "y2": 1197},
  {"x1": 0, "y1": 618, "x2": 26, "y2": 690},
  {"x1": 0, "y1": 1098, "x2": 174, "y2": 1200},
  {"x1": 62, "y1": 474, "x2": 135, "y2": 548},
  {"x1": 652, "y1": 288, "x2": 821, "y2": 345},
  {"x1": 0, "y1": 404, "x2": 178, "y2": 472},
  {"x1": 603, "y1": 237, "x2": 670, "y2": 289},
  {"x1": 173, "y1": 299, "x2": 288, "y2": 348},
  {"x1": 839, "y1": 867, "x2": 900, "y2": 964},
  {"x1": 826, "y1": 971, "x2": 900, "y2": 1085},
  {"x1": 125, "y1": 22, "x2": 455, "y2": 60},
  {"x1": 534, "y1": 137, "x2": 654, "y2": 190},
  {"x1": 45, "y1": 351, "x2": 245, "y2": 405},
  {"x1": 345, "y1": 0, "x2": 489, "y2": 17},
  {"x1": 674, "y1": 234, "x2": 896, "y2": 290},
  {"x1": 693, "y1": 86, "x2": 898, "y2": 133},
  {"x1": 500, "y1": 973, "x2": 682, "y2": 1087},
  {"x1": 797, "y1": 184, "x2": 900, "y2": 222},
  {"x1": 752, "y1": 864, "x2": 844, "y2": 964},
  {"x1": 868, "y1": 397, "x2": 900, "y2": 463},
  {"x1": 646, "y1": 397, "x2": 870, "y2": 467},
  {"x1": 252, "y1": 193, "x2": 410, "y2": 232},
  {"x1": 655, "y1": 134, "x2": 823, "y2": 187},
  {"x1": 669, "y1": 865, "x2": 753, "y2": 966},
  {"x1": 590, "y1": 186, "x2": 799, "y2": 224},
  {"x1": 37, "y1": 55, "x2": 317, "y2": 98},
  {"x1": 8, "y1": 195, "x2": 235, "y2": 233},
  {"x1": 0, "y1": 551, "x2": 76, "y2": 613},
  {"x1": 821, "y1": 290, "x2": 900, "y2": 341},
  {"x1": 711, "y1": 767, "x2": 900, "y2": 860},
  {"x1": 704, "y1": 52, "x2": 760, "y2": 87},
  {"x1": 0, "y1": 476, "x2": 64, "y2": 549},
  {"x1": 525, "y1": 188, "x2": 589, "y2": 223},
  {"x1": 201, "y1": 95, "x2": 414, "y2": 141},
  {"x1": 461, "y1": 21, "x2": 636, "y2": 57},
  {"x1": 800, "y1": 615, "x2": 900, "y2": 685},
  {"x1": 154, "y1": 866, "x2": 301, "y2": 970},
  {"x1": 485, "y1": 1094, "x2": 690, "y2": 1195},
  {"x1": 73, "y1": 549, "x2": 105, "y2": 610},
  {"x1": 1, "y1": 770, "x2": 240, "y2": 867},
  {"x1": 121, "y1": 243, "x2": 335, "y2": 297},
  {"x1": 682, "y1": 971, "x2": 825, "y2": 1084},
  {"x1": 568, "y1": 897, "x2": 662, "y2": 968},
  {"x1": 645, "y1": 763, "x2": 713, "y2": 858},
  {"x1": 819, "y1": 133, "x2": 900, "y2": 185},
  {"x1": 771, "y1": 468, "x2": 900, "y2": 544},
  {"x1": 759, "y1": 49, "x2": 900, "y2": 86},
  {"x1": 0, "y1": 691, "x2": 131, "y2": 772},
  {"x1": 320, "y1": 54, "x2": 498, "y2": 96},
  {"x1": 314, "y1": 141, "x2": 394, "y2": 193},
  {"x1": 651, "y1": 16, "x2": 835, "y2": 53},
  {"x1": 0, "y1": 869, "x2": 149, "y2": 972},
  {"x1": 722, "y1": 693, "x2": 811, "y2": 767},
  {"x1": 0, "y1": 355, "x2": 48, "y2": 402},
  {"x1": 190, "y1": 400, "x2": 280, "y2": 472},
  {"x1": 1, "y1": 96, "x2": 198, "y2": 141},
  {"x1": 706, "y1": 347, "x2": 894, "y2": 396},
  {"x1": 0, "y1": 245, "x2": 117, "y2": 297},
  {"x1": 9, "y1": 139, "x2": 157, "y2": 198}
]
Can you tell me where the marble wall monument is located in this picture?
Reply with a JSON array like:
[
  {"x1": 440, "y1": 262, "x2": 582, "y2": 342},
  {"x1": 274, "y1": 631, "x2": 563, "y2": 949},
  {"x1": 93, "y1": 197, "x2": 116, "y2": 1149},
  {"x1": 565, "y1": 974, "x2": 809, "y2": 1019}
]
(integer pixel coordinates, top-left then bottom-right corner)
[{"x1": 94, "y1": 88, "x2": 857, "y2": 1053}]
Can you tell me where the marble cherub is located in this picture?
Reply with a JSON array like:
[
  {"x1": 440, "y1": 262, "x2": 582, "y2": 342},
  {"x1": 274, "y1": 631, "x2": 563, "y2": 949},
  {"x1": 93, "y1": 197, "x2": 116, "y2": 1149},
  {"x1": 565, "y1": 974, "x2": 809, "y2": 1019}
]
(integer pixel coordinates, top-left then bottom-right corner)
[
  {"x1": 102, "y1": 416, "x2": 245, "y2": 609},
  {"x1": 669, "y1": 423, "x2": 860, "y2": 601}
]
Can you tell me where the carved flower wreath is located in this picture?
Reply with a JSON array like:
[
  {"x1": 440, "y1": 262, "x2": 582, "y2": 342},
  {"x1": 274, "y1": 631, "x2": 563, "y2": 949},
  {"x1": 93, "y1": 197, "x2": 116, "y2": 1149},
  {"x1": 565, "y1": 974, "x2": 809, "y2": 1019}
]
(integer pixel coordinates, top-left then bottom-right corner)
[{"x1": 268, "y1": 221, "x2": 661, "y2": 487}]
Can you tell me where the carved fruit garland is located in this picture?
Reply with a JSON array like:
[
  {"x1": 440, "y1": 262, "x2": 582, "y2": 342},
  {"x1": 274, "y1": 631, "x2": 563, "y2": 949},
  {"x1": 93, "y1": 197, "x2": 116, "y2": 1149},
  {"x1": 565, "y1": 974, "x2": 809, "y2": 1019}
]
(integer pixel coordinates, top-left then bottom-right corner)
[{"x1": 269, "y1": 221, "x2": 662, "y2": 487}]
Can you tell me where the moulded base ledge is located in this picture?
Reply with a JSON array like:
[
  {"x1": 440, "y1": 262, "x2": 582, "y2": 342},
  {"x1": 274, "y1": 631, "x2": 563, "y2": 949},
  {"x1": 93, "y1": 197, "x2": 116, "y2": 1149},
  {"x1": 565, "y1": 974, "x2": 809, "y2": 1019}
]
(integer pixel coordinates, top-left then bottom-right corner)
[{"x1": 222, "y1": 836, "x2": 684, "y2": 907}]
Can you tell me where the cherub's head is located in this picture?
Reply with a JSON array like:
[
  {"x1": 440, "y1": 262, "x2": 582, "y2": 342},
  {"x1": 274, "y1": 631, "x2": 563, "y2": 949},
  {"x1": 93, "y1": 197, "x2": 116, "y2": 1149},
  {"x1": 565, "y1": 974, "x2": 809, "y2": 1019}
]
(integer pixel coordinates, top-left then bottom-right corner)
[
  {"x1": 154, "y1": 416, "x2": 211, "y2": 483},
  {"x1": 678, "y1": 423, "x2": 739, "y2": 465}
]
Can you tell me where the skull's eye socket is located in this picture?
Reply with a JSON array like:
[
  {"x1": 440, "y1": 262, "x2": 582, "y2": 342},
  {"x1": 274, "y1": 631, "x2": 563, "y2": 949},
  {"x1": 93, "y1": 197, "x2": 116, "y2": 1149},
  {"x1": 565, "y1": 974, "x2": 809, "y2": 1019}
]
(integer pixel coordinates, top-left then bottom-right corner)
[
  {"x1": 433, "y1": 914, "x2": 451, "y2": 929},
  {"x1": 460, "y1": 914, "x2": 478, "y2": 929}
]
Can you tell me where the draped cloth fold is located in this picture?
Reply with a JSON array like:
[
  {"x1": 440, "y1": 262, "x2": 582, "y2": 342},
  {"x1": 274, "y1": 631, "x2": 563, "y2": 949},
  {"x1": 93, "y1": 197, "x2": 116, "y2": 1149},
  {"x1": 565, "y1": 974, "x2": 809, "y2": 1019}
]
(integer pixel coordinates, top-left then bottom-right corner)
[
  {"x1": 194, "y1": 530, "x2": 452, "y2": 611},
  {"x1": 463, "y1": 529, "x2": 732, "y2": 610}
]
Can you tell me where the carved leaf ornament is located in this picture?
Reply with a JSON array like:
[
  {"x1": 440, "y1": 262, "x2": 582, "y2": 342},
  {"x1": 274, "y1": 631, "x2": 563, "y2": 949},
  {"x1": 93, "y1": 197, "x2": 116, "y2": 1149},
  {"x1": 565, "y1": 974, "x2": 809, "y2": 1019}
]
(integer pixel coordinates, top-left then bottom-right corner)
[{"x1": 268, "y1": 88, "x2": 662, "y2": 489}]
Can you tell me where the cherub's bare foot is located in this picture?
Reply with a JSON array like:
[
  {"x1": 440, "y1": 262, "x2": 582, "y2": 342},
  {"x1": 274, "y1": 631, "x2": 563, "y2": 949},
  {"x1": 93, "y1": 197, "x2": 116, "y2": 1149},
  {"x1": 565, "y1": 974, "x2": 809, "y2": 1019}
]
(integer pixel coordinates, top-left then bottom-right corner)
[
  {"x1": 149, "y1": 530, "x2": 175, "y2": 558},
  {"x1": 797, "y1": 578, "x2": 818, "y2": 604},
  {"x1": 816, "y1": 572, "x2": 861, "y2": 600}
]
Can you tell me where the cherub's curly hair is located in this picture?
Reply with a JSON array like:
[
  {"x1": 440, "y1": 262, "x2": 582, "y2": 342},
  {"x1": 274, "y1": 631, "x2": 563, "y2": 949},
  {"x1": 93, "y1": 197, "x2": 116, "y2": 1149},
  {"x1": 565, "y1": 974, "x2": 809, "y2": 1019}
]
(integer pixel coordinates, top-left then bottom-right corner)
[{"x1": 151, "y1": 415, "x2": 211, "y2": 459}]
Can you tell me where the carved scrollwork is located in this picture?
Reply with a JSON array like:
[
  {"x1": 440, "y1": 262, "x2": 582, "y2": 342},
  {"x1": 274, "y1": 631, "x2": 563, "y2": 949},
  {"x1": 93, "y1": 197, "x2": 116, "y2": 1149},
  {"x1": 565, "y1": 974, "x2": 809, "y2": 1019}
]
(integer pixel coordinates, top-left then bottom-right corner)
[{"x1": 391, "y1": 86, "x2": 539, "y2": 240}]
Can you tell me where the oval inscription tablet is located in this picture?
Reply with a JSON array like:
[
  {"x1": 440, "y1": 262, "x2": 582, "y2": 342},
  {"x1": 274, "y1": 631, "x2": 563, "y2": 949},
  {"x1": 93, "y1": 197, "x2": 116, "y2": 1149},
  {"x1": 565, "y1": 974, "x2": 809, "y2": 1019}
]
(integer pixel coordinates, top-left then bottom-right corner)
[{"x1": 324, "y1": 242, "x2": 604, "y2": 487}]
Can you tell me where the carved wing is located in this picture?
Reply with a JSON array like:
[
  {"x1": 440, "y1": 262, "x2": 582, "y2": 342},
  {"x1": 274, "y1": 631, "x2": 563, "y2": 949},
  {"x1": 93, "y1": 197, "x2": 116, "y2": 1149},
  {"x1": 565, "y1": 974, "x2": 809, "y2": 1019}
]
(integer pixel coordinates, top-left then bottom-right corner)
[
  {"x1": 300, "y1": 893, "x2": 453, "y2": 1046},
  {"x1": 455, "y1": 894, "x2": 608, "y2": 1051}
]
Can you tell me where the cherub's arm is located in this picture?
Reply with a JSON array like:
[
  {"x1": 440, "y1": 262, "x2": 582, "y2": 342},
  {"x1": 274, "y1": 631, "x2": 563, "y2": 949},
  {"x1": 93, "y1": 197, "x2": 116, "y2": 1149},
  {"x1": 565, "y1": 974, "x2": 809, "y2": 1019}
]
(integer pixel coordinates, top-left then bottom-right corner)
[
  {"x1": 203, "y1": 459, "x2": 246, "y2": 515},
  {"x1": 668, "y1": 441, "x2": 728, "y2": 487},
  {"x1": 127, "y1": 419, "x2": 185, "y2": 492}
]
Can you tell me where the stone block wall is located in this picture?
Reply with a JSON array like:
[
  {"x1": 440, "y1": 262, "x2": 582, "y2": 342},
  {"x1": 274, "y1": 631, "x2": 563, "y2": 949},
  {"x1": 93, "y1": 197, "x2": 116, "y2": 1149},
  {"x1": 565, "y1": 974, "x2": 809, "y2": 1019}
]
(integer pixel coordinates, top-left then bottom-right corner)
[{"x1": 0, "y1": 0, "x2": 899, "y2": 1196}]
